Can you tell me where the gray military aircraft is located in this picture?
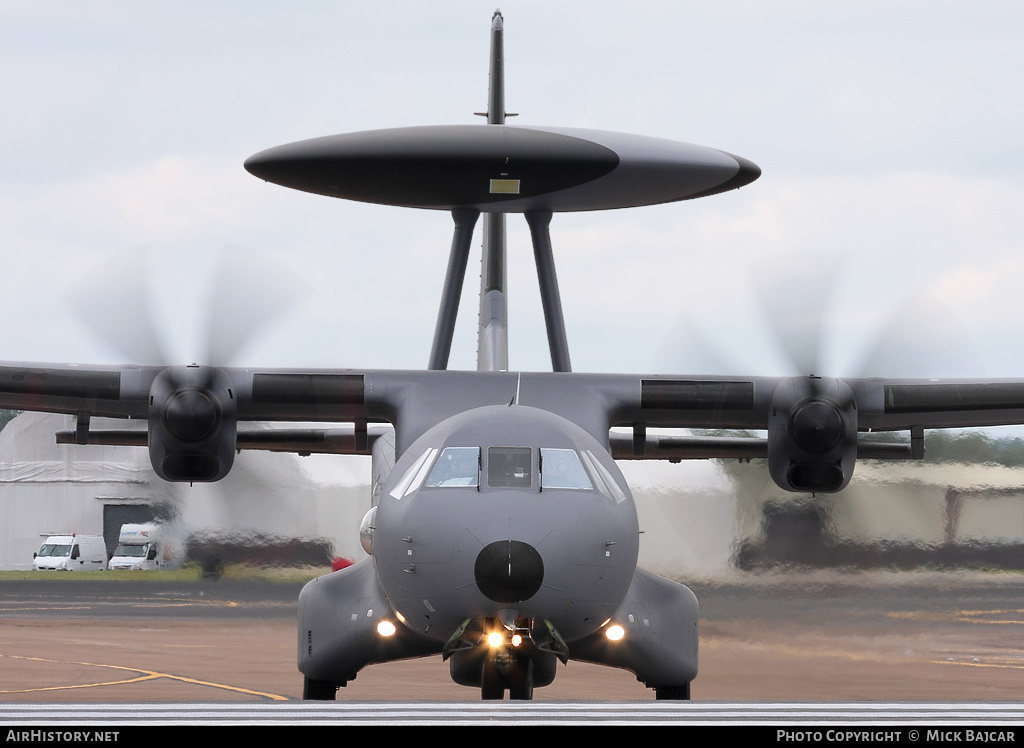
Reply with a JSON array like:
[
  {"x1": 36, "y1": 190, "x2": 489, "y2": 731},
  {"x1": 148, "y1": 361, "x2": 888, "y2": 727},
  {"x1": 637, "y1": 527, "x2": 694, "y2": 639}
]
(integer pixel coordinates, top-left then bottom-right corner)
[{"x1": 5, "y1": 11, "x2": 1024, "y2": 701}]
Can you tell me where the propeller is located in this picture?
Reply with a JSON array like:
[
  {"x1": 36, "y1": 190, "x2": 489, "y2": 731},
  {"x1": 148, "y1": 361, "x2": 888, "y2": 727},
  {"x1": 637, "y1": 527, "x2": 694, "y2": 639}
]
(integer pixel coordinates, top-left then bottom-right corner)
[
  {"x1": 657, "y1": 248, "x2": 984, "y2": 379},
  {"x1": 62, "y1": 245, "x2": 311, "y2": 484},
  {"x1": 63, "y1": 248, "x2": 170, "y2": 366},
  {"x1": 202, "y1": 246, "x2": 311, "y2": 367},
  {"x1": 853, "y1": 289, "x2": 985, "y2": 379},
  {"x1": 63, "y1": 245, "x2": 310, "y2": 367},
  {"x1": 748, "y1": 249, "x2": 847, "y2": 377},
  {"x1": 655, "y1": 248, "x2": 986, "y2": 494}
]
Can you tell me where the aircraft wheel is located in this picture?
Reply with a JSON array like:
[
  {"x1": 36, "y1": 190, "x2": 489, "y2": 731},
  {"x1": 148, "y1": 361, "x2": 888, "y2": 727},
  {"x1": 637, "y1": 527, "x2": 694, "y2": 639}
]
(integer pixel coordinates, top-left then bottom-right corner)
[
  {"x1": 303, "y1": 677, "x2": 339, "y2": 700},
  {"x1": 481, "y1": 656, "x2": 505, "y2": 700},
  {"x1": 507, "y1": 657, "x2": 534, "y2": 701},
  {"x1": 655, "y1": 683, "x2": 691, "y2": 700}
]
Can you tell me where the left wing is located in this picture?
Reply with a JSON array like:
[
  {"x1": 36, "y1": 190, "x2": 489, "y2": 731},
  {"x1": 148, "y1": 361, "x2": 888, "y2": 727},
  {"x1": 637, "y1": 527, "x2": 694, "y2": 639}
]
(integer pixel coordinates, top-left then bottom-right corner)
[{"x1": 600, "y1": 374, "x2": 1024, "y2": 492}]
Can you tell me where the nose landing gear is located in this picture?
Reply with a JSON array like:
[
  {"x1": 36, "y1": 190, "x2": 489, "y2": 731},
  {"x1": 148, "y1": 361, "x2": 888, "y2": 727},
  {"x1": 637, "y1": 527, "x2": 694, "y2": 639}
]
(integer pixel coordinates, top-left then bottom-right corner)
[
  {"x1": 445, "y1": 616, "x2": 562, "y2": 699},
  {"x1": 482, "y1": 649, "x2": 535, "y2": 700}
]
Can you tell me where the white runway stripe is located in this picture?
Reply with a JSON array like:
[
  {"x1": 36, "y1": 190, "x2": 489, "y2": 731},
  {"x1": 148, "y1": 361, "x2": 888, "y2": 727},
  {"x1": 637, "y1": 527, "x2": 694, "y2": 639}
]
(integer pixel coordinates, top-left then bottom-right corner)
[{"x1": 3, "y1": 702, "x2": 1024, "y2": 726}]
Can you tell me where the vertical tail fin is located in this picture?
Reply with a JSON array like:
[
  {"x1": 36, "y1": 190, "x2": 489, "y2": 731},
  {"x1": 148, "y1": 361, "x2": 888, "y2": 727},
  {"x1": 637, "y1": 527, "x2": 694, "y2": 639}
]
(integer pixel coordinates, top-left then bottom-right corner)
[
  {"x1": 487, "y1": 10, "x2": 506, "y2": 125},
  {"x1": 477, "y1": 10, "x2": 510, "y2": 371}
]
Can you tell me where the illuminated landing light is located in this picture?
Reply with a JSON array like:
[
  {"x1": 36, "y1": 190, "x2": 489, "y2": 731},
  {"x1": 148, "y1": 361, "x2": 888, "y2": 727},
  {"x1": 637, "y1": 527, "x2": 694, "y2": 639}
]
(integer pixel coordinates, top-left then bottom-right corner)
[
  {"x1": 511, "y1": 634, "x2": 523, "y2": 647},
  {"x1": 488, "y1": 632, "x2": 504, "y2": 648},
  {"x1": 377, "y1": 620, "x2": 397, "y2": 637},
  {"x1": 605, "y1": 624, "x2": 625, "y2": 642}
]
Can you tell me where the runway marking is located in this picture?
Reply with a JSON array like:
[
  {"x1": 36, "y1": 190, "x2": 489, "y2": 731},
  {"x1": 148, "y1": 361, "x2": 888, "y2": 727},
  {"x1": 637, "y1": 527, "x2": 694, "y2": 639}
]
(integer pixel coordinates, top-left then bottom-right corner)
[
  {"x1": 705, "y1": 635, "x2": 1024, "y2": 671},
  {"x1": 885, "y1": 608, "x2": 1024, "y2": 626},
  {"x1": 0, "y1": 600, "x2": 254, "y2": 610},
  {"x1": 703, "y1": 636, "x2": 930, "y2": 663},
  {"x1": 5, "y1": 701, "x2": 1024, "y2": 726},
  {"x1": 936, "y1": 657, "x2": 1024, "y2": 671},
  {"x1": 0, "y1": 605, "x2": 103, "y2": 613},
  {"x1": 0, "y1": 653, "x2": 289, "y2": 701}
]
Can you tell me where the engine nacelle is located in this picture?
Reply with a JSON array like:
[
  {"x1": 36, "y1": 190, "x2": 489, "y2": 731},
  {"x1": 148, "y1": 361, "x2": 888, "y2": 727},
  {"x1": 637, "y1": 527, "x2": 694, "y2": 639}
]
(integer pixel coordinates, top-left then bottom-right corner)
[
  {"x1": 148, "y1": 365, "x2": 237, "y2": 482},
  {"x1": 767, "y1": 376, "x2": 857, "y2": 493}
]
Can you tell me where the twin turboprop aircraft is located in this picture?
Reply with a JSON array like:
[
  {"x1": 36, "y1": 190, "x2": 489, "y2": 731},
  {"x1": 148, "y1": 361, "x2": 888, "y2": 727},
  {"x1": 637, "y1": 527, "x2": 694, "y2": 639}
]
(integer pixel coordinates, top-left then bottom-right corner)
[{"x1": 7, "y1": 11, "x2": 1024, "y2": 700}]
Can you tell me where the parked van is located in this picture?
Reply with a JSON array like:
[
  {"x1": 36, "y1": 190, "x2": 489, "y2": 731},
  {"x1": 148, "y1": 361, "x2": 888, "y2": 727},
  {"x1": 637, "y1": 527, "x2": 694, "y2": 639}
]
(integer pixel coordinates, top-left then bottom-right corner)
[
  {"x1": 33, "y1": 534, "x2": 107, "y2": 571},
  {"x1": 107, "y1": 523, "x2": 175, "y2": 571}
]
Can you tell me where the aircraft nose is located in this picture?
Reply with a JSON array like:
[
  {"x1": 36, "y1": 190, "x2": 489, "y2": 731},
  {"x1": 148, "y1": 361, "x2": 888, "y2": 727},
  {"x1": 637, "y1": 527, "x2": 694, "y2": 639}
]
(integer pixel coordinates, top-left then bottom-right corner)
[{"x1": 474, "y1": 540, "x2": 544, "y2": 603}]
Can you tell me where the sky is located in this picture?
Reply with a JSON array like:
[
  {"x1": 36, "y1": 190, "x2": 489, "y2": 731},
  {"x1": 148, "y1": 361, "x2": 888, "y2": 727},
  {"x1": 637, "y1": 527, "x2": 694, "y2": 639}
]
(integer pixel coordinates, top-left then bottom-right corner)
[{"x1": 1, "y1": 0, "x2": 1023, "y2": 386}]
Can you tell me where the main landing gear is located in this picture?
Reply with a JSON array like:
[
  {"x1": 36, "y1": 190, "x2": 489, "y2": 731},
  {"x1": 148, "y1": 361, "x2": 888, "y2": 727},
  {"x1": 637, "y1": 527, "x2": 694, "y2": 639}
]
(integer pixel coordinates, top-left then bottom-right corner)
[
  {"x1": 303, "y1": 677, "x2": 342, "y2": 700},
  {"x1": 655, "y1": 683, "x2": 691, "y2": 700}
]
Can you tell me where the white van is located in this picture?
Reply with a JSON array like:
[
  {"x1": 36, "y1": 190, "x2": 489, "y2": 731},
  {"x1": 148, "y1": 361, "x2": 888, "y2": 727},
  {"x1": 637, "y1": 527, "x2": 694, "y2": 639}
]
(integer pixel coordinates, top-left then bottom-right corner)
[
  {"x1": 33, "y1": 534, "x2": 107, "y2": 571},
  {"x1": 107, "y1": 523, "x2": 169, "y2": 571}
]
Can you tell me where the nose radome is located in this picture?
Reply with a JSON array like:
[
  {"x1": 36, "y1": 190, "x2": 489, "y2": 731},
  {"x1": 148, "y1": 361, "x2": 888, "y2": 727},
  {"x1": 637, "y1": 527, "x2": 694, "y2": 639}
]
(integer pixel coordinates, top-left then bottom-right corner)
[{"x1": 474, "y1": 540, "x2": 544, "y2": 603}]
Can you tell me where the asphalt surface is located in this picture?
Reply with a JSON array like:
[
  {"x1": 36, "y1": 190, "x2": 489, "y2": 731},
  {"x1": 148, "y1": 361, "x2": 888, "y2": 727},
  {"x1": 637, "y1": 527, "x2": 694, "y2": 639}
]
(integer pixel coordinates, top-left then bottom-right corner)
[{"x1": 1, "y1": 572, "x2": 1022, "y2": 702}]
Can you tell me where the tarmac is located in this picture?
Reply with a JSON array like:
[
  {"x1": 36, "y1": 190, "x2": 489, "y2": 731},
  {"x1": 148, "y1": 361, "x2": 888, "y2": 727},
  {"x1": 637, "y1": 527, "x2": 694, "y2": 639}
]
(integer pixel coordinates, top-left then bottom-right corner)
[{"x1": 0, "y1": 571, "x2": 1022, "y2": 702}]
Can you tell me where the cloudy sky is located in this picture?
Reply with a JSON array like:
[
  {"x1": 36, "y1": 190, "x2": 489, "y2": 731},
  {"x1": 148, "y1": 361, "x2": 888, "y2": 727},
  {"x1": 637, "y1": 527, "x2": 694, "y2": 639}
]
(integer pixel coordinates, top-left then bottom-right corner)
[{"x1": 2, "y1": 0, "x2": 1022, "y2": 384}]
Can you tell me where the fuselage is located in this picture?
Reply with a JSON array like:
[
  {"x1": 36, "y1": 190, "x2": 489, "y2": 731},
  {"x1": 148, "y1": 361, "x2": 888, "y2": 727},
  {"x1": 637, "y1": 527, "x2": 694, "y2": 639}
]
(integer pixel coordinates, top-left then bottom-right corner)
[{"x1": 372, "y1": 404, "x2": 640, "y2": 645}]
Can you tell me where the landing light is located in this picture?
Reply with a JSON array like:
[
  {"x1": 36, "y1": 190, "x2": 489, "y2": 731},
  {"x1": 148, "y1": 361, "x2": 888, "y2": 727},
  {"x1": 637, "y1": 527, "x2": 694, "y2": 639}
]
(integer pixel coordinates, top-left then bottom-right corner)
[
  {"x1": 511, "y1": 633, "x2": 523, "y2": 647},
  {"x1": 487, "y1": 632, "x2": 504, "y2": 648},
  {"x1": 605, "y1": 624, "x2": 625, "y2": 641},
  {"x1": 377, "y1": 620, "x2": 397, "y2": 637}
]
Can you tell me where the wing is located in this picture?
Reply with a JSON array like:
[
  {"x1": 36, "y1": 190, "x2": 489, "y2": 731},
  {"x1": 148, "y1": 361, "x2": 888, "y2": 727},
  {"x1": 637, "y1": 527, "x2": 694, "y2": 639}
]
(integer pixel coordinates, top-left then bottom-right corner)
[
  {"x1": 4, "y1": 361, "x2": 1024, "y2": 492},
  {"x1": 598, "y1": 373, "x2": 1024, "y2": 493},
  {"x1": 0, "y1": 363, "x2": 394, "y2": 482},
  {"x1": 0, "y1": 364, "x2": 547, "y2": 481}
]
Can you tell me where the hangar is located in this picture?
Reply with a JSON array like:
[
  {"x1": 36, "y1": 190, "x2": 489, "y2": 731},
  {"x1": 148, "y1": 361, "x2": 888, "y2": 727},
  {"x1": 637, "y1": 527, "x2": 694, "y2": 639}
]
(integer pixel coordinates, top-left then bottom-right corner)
[
  {"x1": 2, "y1": 413, "x2": 1021, "y2": 574},
  {"x1": 0, "y1": 412, "x2": 370, "y2": 571}
]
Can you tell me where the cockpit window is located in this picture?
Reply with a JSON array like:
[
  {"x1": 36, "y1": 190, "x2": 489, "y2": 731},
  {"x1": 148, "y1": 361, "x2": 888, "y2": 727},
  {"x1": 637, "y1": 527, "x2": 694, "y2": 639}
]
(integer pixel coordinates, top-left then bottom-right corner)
[
  {"x1": 389, "y1": 447, "x2": 438, "y2": 499},
  {"x1": 539, "y1": 448, "x2": 593, "y2": 490},
  {"x1": 487, "y1": 446, "x2": 532, "y2": 488},
  {"x1": 580, "y1": 449, "x2": 628, "y2": 503},
  {"x1": 425, "y1": 447, "x2": 480, "y2": 488}
]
